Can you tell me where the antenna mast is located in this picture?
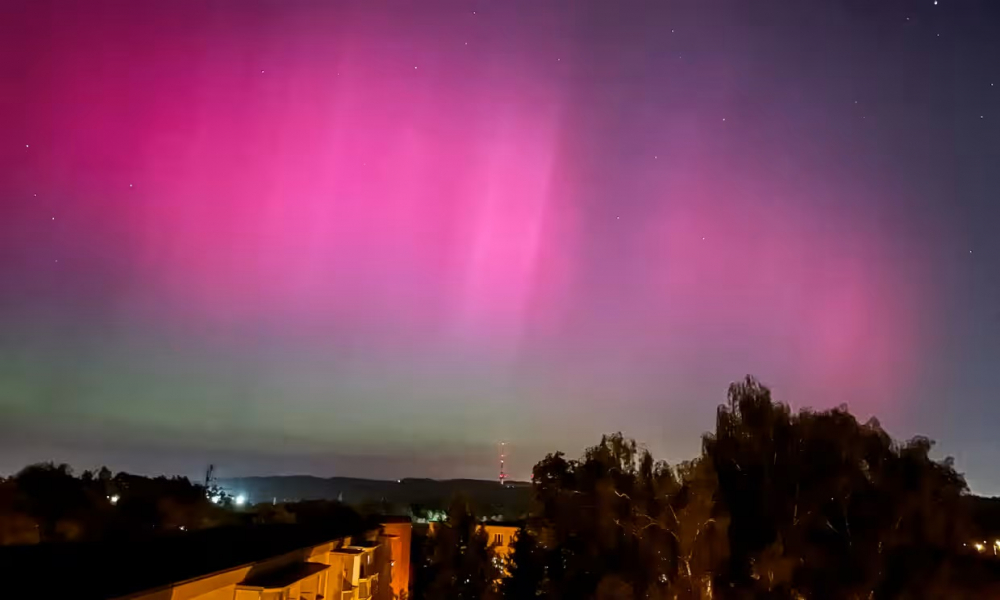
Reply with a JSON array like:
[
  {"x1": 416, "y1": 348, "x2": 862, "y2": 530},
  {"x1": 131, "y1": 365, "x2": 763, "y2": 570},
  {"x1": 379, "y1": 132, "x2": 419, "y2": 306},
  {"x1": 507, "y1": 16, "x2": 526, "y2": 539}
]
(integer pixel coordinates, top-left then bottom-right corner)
[{"x1": 499, "y1": 442, "x2": 508, "y2": 486}]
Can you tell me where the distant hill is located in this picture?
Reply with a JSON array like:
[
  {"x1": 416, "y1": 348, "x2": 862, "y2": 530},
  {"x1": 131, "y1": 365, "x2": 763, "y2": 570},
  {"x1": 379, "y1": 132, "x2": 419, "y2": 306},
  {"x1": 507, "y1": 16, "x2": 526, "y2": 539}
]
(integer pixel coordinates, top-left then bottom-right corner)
[{"x1": 218, "y1": 476, "x2": 532, "y2": 519}]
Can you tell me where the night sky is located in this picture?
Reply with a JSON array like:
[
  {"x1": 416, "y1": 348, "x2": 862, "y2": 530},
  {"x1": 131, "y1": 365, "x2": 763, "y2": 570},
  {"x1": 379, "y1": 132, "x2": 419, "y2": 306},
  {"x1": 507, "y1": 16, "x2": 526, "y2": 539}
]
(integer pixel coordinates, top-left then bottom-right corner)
[{"x1": 2, "y1": 1, "x2": 999, "y2": 492}]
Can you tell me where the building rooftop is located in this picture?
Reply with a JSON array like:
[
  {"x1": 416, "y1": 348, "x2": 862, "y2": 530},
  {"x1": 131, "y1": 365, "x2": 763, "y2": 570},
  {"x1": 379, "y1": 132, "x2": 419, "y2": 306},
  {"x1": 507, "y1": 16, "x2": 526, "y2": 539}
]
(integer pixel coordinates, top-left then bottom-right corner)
[
  {"x1": 240, "y1": 561, "x2": 330, "y2": 590},
  {"x1": 0, "y1": 523, "x2": 366, "y2": 599}
]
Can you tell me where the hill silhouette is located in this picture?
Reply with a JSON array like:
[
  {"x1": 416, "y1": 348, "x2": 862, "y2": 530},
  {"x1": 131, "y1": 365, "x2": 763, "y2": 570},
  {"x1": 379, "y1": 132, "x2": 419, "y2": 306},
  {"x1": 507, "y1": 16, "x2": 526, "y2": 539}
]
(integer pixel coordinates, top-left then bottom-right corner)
[{"x1": 219, "y1": 476, "x2": 531, "y2": 519}]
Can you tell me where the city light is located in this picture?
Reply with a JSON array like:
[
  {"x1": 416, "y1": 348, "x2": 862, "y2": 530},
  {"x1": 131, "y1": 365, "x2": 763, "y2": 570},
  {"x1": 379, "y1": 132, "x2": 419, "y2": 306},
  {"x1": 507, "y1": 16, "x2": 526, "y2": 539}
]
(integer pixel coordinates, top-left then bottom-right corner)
[
  {"x1": 235, "y1": 494, "x2": 247, "y2": 506},
  {"x1": 210, "y1": 495, "x2": 221, "y2": 505},
  {"x1": 974, "y1": 542, "x2": 985, "y2": 552},
  {"x1": 108, "y1": 494, "x2": 119, "y2": 505}
]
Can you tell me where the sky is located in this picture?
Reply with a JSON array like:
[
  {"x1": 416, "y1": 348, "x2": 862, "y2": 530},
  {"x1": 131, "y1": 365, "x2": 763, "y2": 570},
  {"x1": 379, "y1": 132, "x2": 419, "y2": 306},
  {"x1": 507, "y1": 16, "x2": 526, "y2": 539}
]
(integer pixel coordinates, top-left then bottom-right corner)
[{"x1": 1, "y1": 0, "x2": 999, "y2": 493}]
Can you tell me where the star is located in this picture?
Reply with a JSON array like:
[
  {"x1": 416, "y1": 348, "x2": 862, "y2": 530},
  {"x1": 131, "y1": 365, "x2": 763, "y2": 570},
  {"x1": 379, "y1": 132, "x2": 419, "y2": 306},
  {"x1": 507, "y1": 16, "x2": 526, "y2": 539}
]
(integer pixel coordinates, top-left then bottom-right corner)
[
  {"x1": 933, "y1": 0, "x2": 938, "y2": 4},
  {"x1": 51, "y1": 217, "x2": 55, "y2": 221},
  {"x1": 414, "y1": 66, "x2": 418, "y2": 69},
  {"x1": 25, "y1": 144, "x2": 29, "y2": 148},
  {"x1": 129, "y1": 183, "x2": 133, "y2": 188},
  {"x1": 722, "y1": 117, "x2": 726, "y2": 121}
]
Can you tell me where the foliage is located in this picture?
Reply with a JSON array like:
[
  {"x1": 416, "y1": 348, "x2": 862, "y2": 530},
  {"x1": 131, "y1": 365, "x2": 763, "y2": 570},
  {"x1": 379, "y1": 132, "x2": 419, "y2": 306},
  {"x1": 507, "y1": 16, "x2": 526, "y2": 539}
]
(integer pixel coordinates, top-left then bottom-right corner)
[
  {"x1": 488, "y1": 377, "x2": 985, "y2": 600},
  {"x1": 0, "y1": 463, "x2": 235, "y2": 543},
  {"x1": 705, "y1": 377, "x2": 971, "y2": 598},
  {"x1": 501, "y1": 524, "x2": 544, "y2": 599},
  {"x1": 526, "y1": 433, "x2": 712, "y2": 599},
  {"x1": 413, "y1": 496, "x2": 501, "y2": 600}
]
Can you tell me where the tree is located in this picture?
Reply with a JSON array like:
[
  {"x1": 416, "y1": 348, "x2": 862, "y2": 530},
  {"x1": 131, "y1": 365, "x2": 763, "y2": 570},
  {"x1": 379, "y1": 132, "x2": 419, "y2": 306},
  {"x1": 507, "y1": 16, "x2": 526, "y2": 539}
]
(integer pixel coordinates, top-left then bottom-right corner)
[
  {"x1": 415, "y1": 496, "x2": 500, "y2": 600},
  {"x1": 515, "y1": 377, "x2": 979, "y2": 599},
  {"x1": 528, "y1": 434, "x2": 686, "y2": 599},
  {"x1": 501, "y1": 525, "x2": 545, "y2": 599},
  {"x1": 0, "y1": 478, "x2": 39, "y2": 544},
  {"x1": 110, "y1": 473, "x2": 231, "y2": 534},
  {"x1": 703, "y1": 376, "x2": 972, "y2": 599},
  {"x1": 673, "y1": 456, "x2": 729, "y2": 599},
  {"x1": 14, "y1": 463, "x2": 96, "y2": 542}
]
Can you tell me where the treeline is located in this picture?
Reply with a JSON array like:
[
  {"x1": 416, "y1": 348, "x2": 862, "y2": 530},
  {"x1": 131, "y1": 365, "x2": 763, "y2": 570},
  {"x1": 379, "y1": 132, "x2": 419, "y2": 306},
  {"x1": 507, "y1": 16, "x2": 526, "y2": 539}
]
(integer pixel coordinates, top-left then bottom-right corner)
[
  {"x1": 414, "y1": 377, "x2": 1000, "y2": 600},
  {"x1": 0, "y1": 464, "x2": 364, "y2": 544},
  {"x1": 0, "y1": 464, "x2": 240, "y2": 543}
]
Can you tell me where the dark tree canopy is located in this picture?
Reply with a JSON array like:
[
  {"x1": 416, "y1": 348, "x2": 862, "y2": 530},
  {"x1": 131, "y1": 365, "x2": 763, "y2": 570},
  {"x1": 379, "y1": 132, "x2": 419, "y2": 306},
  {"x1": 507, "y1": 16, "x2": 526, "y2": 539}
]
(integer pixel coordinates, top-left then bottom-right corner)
[
  {"x1": 413, "y1": 496, "x2": 501, "y2": 600},
  {"x1": 0, "y1": 463, "x2": 238, "y2": 543},
  {"x1": 489, "y1": 377, "x2": 991, "y2": 600}
]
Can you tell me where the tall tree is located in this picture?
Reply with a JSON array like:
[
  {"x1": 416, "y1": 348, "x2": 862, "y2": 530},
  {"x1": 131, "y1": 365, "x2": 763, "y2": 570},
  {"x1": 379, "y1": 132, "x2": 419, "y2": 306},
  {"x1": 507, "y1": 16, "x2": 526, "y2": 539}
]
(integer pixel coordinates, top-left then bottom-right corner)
[
  {"x1": 529, "y1": 433, "x2": 686, "y2": 599},
  {"x1": 14, "y1": 463, "x2": 95, "y2": 542},
  {"x1": 501, "y1": 524, "x2": 545, "y2": 599},
  {"x1": 704, "y1": 376, "x2": 972, "y2": 599},
  {"x1": 415, "y1": 496, "x2": 500, "y2": 600}
]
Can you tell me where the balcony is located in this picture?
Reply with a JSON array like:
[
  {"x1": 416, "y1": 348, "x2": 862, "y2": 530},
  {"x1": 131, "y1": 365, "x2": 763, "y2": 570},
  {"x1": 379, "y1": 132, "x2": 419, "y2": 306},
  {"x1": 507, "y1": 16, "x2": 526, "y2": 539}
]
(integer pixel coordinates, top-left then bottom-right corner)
[{"x1": 357, "y1": 573, "x2": 378, "y2": 599}]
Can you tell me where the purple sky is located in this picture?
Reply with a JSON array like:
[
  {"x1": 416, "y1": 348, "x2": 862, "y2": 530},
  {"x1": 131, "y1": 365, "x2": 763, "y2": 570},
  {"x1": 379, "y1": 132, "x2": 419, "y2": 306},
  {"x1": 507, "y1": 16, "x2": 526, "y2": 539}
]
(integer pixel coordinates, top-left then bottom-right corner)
[{"x1": 2, "y1": 1, "x2": 999, "y2": 493}]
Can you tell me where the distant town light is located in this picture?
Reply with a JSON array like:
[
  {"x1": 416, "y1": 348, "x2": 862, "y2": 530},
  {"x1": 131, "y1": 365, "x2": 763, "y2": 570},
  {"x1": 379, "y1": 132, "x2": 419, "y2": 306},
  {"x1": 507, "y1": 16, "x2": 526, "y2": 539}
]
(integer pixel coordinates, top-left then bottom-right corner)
[
  {"x1": 210, "y1": 494, "x2": 222, "y2": 505},
  {"x1": 108, "y1": 494, "x2": 119, "y2": 505},
  {"x1": 974, "y1": 542, "x2": 985, "y2": 552},
  {"x1": 235, "y1": 494, "x2": 247, "y2": 506}
]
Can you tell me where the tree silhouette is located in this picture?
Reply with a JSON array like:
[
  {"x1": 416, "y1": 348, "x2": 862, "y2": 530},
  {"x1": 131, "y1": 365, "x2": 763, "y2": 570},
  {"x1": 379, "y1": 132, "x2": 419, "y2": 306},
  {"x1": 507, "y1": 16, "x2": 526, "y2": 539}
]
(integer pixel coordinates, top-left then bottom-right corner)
[
  {"x1": 526, "y1": 433, "x2": 687, "y2": 599},
  {"x1": 496, "y1": 377, "x2": 981, "y2": 600},
  {"x1": 703, "y1": 376, "x2": 972, "y2": 599},
  {"x1": 14, "y1": 463, "x2": 97, "y2": 542},
  {"x1": 415, "y1": 496, "x2": 500, "y2": 600},
  {"x1": 501, "y1": 524, "x2": 544, "y2": 599}
]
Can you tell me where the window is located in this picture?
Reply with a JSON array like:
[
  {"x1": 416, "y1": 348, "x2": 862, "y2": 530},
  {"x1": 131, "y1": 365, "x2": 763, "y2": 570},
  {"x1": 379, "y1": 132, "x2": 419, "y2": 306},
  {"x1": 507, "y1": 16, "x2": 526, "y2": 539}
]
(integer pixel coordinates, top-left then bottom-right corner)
[{"x1": 494, "y1": 533, "x2": 503, "y2": 546}]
